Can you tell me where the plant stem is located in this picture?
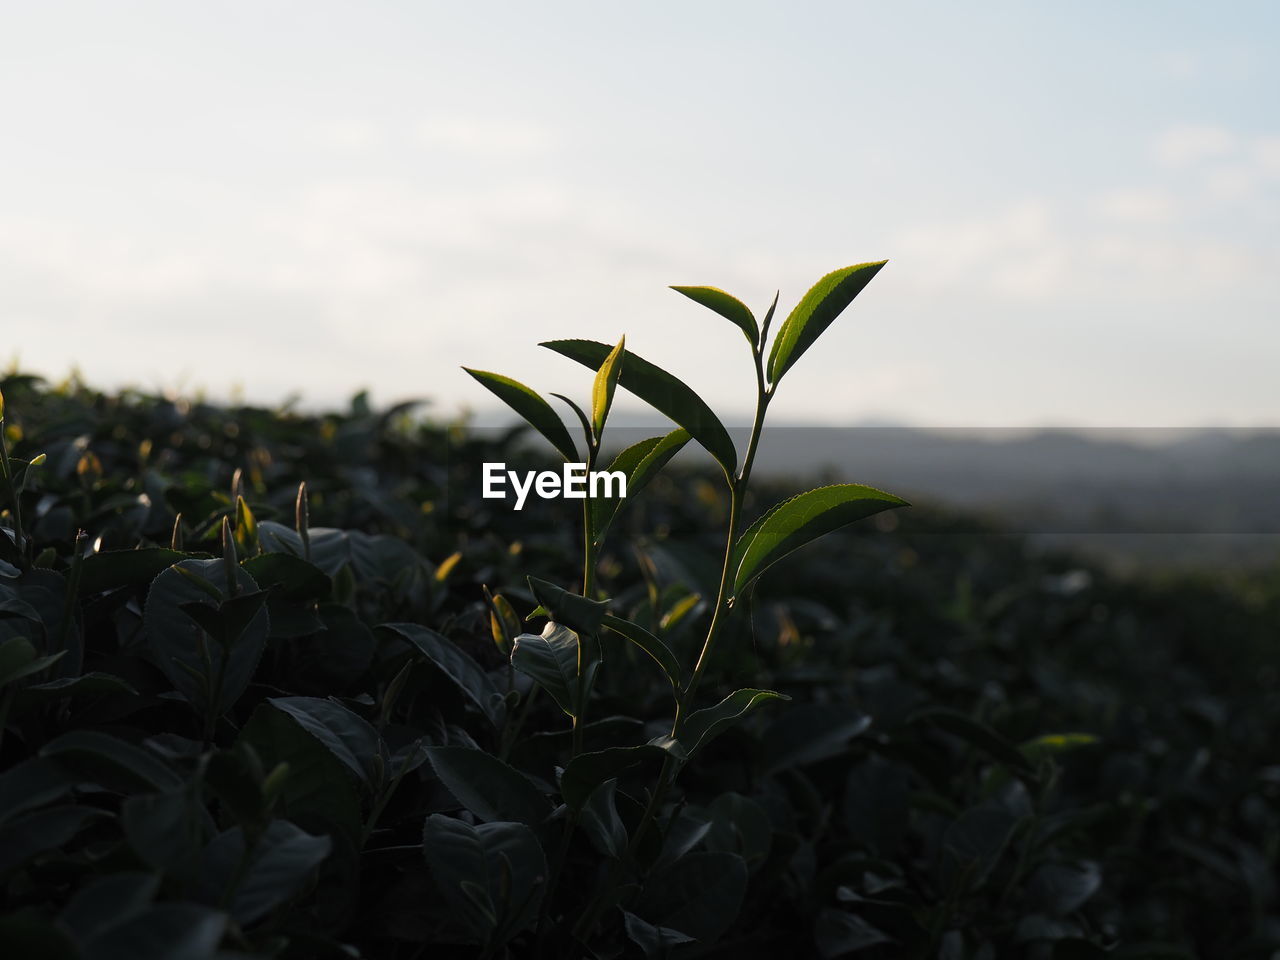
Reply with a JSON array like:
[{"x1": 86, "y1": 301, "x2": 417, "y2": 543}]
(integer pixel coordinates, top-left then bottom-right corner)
[
  {"x1": 678, "y1": 349, "x2": 772, "y2": 724},
  {"x1": 592, "y1": 343, "x2": 776, "y2": 931},
  {"x1": 572, "y1": 444, "x2": 599, "y2": 758}
]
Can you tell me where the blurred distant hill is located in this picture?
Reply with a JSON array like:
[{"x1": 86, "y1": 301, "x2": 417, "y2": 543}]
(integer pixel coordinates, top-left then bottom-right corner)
[
  {"x1": 747, "y1": 425, "x2": 1280, "y2": 569},
  {"x1": 477, "y1": 408, "x2": 1280, "y2": 568}
]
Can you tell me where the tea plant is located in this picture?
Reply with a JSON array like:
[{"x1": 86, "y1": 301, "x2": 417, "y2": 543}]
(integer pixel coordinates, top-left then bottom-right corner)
[{"x1": 465, "y1": 261, "x2": 908, "y2": 945}]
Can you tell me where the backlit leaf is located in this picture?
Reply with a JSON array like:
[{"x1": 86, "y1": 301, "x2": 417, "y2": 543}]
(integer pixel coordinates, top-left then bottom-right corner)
[
  {"x1": 511, "y1": 621, "x2": 580, "y2": 718},
  {"x1": 732, "y1": 484, "x2": 907, "y2": 598},
  {"x1": 670, "y1": 285, "x2": 758, "y2": 348},
  {"x1": 540, "y1": 339, "x2": 737, "y2": 476},
  {"x1": 462, "y1": 368, "x2": 578, "y2": 462},
  {"x1": 767, "y1": 261, "x2": 887, "y2": 384}
]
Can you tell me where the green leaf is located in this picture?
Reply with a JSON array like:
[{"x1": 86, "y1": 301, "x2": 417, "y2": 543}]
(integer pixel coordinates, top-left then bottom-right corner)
[
  {"x1": 19, "y1": 672, "x2": 137, "y2": 704},
  {"x1": 0, "y1": 637, "x2": 64, "y2": 688},
  {"x1": 266, "y1": 697, "x2": 386, "y2": 788},
  {"x1": 510, "y1": 622, "x2": 580, "y2": 718},
  {"x1": 592, "y1": 335, "x2": 626, "y2": 437},
  {"x1": 590, "y1": 429, "x2": 690, "y2": 542},
  {"x1": 462, "y1": 368, "x2": 578, "y2": 462},
  {"x1": 241, "y1": 553, "x2": 331, "y2": 601},
  {"x1": 425, "y1": 746, "x2": 550, "y2": 825},
  {"x1": 239, "y1": 702, "x2": 363, "y2": 844},
  {"x1": 75, "y1": 547, "x2": 192, "y2": 593},
  {"x1": 704, "y1": 792, "x2": 773, "y2": 873},
  {"x1": 670, "y1": 285, "x2": 758, "y2": 347},
  {"x1": 0, "y1": 757, "x2": 77, "y2": 825},
  {"x1": 732, "y1": 484, "x2": 907, "y2": 598},
  {"x1": 814, "y1": 908, "x2": 893, "y2": 957},
  {"x1": 560, "y1": 741, "x2": 678, "y2": 810},
  {"x1": 0, "y1": 805, "x2": 110, "y2": 874},
  {"x1": 679, "y1": 688, "x2": 789, "y2": 758},
  {"x1": 234, "y1": 495, "x2": 259, "y2": 557},
  {"x1": 767, "y1": 260, "x2": 887, "y2": 384},
  {"x1": 526, "y1": 577, "x2": 608, "y2": 635},
  {"x1": 621, "y1": 908, "x2": 695, "y2": 957},
  {"x1": 61, "y1": 872, "x2": 160, "y2": 942},
  {"x1": 144, "y1": 558, "x2": 269, "y2": 717},
  {"x1": 1020, "y1": 732, "x2": 1100, "y2": 763},
  {"x1": 79, "y1": 903, "x2": 227, "y2": 960},
  {"x1": 580, "y1": 779, "x2": 628, "y2": 859},
  {"x1": 379, "y1": 623, "x2": 506, "y2": 728},
  {"x1": 1028, "y1": 861, "x2": 1102, "y2": 917},
  {"x1": 540, "y1": 339, "x2": 737, "y2": 476},
  {"x1": 41, "y1": 730, "x2": 182, "y2": 792},
  {"x1": 550, "y1": 393, "x2": 593, "y2": 453},
  {"x1": 759, "y1": 704, "x2": 871, "y2": 774},
  {"x1": 636, "y1": 850, "x2": 748, "y2": 944},
  {"x1": 909, "y1": 708, "x2": 1036, "y2": 777},
  {"x1": 600, "y1": 614, "x2": 682, "y2": 695},
  {"x1": 422, "y1": 815, "x2": 547, "y2": 948},
  {"x1": 197, "y1": 820, "x2": 331, "y2": 926},
  {"x1": 937, "y1": 801, "x2": 1025, "y2": 892}
]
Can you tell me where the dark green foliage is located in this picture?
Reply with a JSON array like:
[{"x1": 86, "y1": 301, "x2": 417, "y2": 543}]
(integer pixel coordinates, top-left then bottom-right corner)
[{"x1": 0, "y1": 290, "x2": 1278, "y2": 960}]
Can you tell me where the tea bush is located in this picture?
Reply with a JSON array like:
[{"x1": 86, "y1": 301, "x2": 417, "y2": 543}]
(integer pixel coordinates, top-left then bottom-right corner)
[{"x1": 0, "y1": 267, "x2": 1276, "y2": 959}]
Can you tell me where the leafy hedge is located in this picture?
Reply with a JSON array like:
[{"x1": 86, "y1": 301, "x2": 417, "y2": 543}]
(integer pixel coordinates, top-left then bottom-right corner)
[{"x1": 0, "y1": 369, "x2": 1276, "y2": 959}]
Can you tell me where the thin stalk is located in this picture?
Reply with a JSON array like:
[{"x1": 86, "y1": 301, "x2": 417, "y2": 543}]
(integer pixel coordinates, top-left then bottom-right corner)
[
  {"x1": 572, "y1": 443, "x2": 599, "y2": 758},
  {"x1": 679, "y1": 348, "x2": 772, "y2": 724},
  {"x1": 580, "y1": 346, "x2": 776, "y2": 941}
]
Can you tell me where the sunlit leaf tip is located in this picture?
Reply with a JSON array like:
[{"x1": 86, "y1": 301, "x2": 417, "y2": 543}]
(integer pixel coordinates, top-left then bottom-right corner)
[{"x1": 591, "y1": 335, "x2": 625, "y2": 437}]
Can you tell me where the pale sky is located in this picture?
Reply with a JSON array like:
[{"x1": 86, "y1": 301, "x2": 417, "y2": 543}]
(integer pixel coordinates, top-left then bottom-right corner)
[{"x1": 2, "y1": 1, "x2": 1277, "y2": 426}]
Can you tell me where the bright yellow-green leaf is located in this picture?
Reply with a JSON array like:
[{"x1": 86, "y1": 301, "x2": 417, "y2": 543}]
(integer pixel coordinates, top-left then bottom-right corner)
[{"x1": 591, "y1": 335, "x2": 625, "y2": 437}]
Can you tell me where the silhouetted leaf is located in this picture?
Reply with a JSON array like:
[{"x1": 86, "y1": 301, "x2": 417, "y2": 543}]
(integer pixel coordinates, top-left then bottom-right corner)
[
  {"x1": 600, "y1": 613, "x2": 682, "y2": 695},
  {"x1": 637, "y1": 850, "x2": 747, "y2": 944},
  {"x1": 815, "y1": 908, "x2": 893, "y2": 957},
  {"x1": 266, "y1": 696, "x2": 386, "y2": 787},
  {"x1": 670, "y1": 285, "x2": 758, "y2": 347},
  {"x1": 560, "y1": 741, "x2": 679, "y2": 810},
  {"x1": 198, "y1": 820, "x2": 331, "y2": 925},
  {"x1": 422, "y1": 815, "x2": 547, "y2": 947},
  {"x1": 463, "y1": 368, "x2": 578, "y2": 462},
  {"x1": 541, "y1": 339, "x2": 737, "y2": 476},
  {"x1": 680, "y1": 689, "x2": 789, "y2": 758},
  {"x1": 380, "y1": 623, "x2": 506, "y2": 728},
  {"x1": 526, "y1": 577, "x2": 608, "y2": 634},
  {"x1": 580, "y1": 779, "x2": 628, "y2": 859},
  {"x1": 144, "y1": 558, "x2": 268, "y2": 717},
  {"x1": 591, "y1": 429, "x2": 690, "y2": 542},
  {"x1": 425, "y1": 746, "x2": 550, "y2": 825}
]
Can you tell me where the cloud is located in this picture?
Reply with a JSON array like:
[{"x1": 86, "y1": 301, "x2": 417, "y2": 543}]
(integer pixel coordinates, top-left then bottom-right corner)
[
  {"x1": 1153, "y1": 124, "x2": 1238, "y2": 167},
  {"x1": 1094, "y1": 188, "x2": 1177, "y2": 224},
  {"x1": 417, "y1": 117, "x2": 555, "y2": 157}
]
